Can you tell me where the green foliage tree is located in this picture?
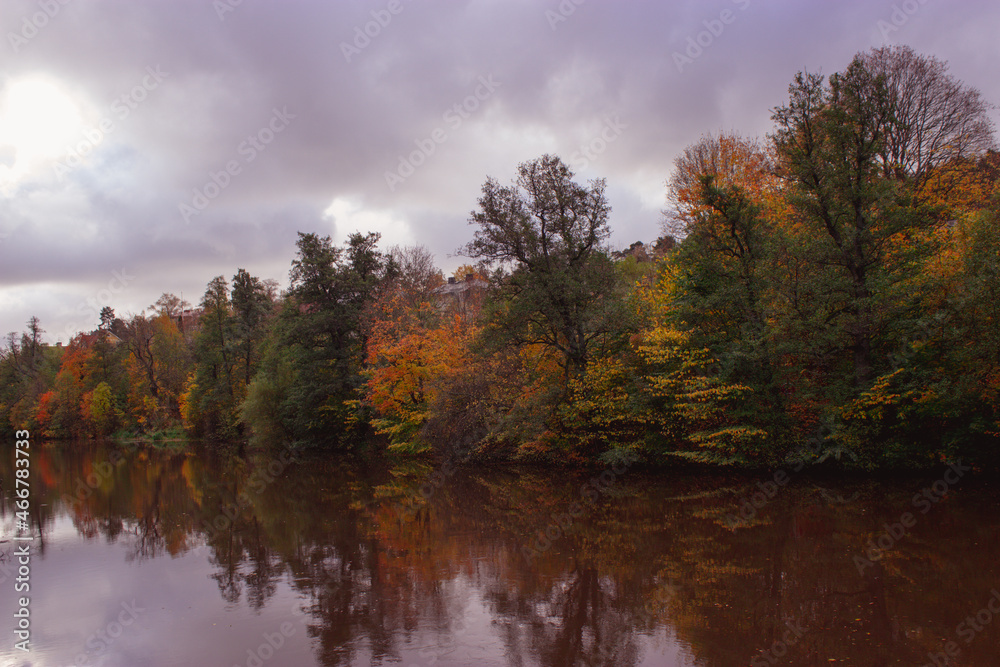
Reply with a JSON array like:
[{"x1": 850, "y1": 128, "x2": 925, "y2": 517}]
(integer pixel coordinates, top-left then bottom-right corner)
[
  {"x1": 183, "y1": 270, "x2": 273, "y2": 439},
  {"x1": 666, "y1": 134, "x2": 781, "y2": 393},
  {"x1": 772, "y1": 64, "x2": 898, "y2": 390},
  {"x1": 185, "y1": 276, "x2": 237, "y2": 437},
  {"x1": 0, "y1": 319, "x2": 61, "y2": 431},
  {"x1": 462, "y1": 154, "x2": 623, "y2": 383},
  {"x1": 243, "y1": 231, "x2": 395, "y2": 448},
  {"x1": 231, "y1": 268, "x2": 273, "y2": 393},
  {"x1": 771, "y1": 48, "x2": 993, "y2": 395}
]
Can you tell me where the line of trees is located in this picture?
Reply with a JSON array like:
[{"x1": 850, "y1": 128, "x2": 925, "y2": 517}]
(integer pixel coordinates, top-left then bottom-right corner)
[{"x1": 2, "y1": 46, "x2": 998, "y2": 467}]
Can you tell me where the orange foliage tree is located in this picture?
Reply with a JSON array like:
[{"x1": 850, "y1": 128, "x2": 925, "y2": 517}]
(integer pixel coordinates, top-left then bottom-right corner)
[{"x1": 364, "y1": 291, "x2": 477, "y2": 453}]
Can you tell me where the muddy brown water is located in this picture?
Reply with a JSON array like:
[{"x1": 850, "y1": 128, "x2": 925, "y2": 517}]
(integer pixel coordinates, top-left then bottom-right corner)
[{"x1": 1, "y1": 442, "x2": 999, "y2": 666}]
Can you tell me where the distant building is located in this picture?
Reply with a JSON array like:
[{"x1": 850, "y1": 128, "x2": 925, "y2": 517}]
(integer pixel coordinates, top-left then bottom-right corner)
[
  {"x1": 612, "y1": 238, "x2": 675, "y2": 262},
  {"x1": 432, "y1": 273, "x2": 488, "y2": 318},
  {"x1": 613, "y1": 241, "x2": 652, "y2": 262},
  {"x1": 177, "y1": 308, "x2": 202, "y2": 333}
]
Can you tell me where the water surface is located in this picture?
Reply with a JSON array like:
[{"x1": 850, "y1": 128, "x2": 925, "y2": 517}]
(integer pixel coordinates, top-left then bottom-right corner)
[{"x1": 2, "y1": 442, "x2": 999, "y2": 666}]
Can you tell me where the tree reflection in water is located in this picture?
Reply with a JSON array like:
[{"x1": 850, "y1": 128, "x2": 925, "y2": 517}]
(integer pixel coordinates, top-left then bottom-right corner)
[{"x1": 5, "y1": 443, "x2": 1000, "y2": 666}]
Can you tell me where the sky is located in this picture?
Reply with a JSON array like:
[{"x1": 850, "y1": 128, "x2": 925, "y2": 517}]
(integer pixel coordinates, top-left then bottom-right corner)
[{"x1": 1, "y1": 0, "x2": 998, "y2": 344}]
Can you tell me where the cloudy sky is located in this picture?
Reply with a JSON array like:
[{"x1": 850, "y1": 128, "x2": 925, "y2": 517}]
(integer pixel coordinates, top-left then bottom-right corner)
[{"x1": 1, "y1": 0, "x2": 998, "y2": 343}]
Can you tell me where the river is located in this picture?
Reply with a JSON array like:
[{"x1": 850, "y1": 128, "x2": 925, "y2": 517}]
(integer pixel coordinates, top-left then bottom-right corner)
[{"x1": 1, "y1": 442, "x2": 999, "y2": 666}]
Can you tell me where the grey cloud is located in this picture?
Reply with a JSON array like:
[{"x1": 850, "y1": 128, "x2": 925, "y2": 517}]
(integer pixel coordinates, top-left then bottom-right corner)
[{"x1": 1, "y1": 0, "x2": 998, "y2": 341}]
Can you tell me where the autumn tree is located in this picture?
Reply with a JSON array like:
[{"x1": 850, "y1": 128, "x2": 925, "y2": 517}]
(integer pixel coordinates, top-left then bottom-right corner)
[
  {"x1": 451, "y1": 263, "x2": 485, "y2": 282},
  {"x1": 773, "y1": 61, "x2": 917, "y2": 390},
  {"x1": 99, "y1": 306, "x2": 116, "y2": 331},
  {"x1": 859, "y1": 45, "x2": 995, "y2": 195},
  {"x1": 231, "y1": 268, "x2": 273, "y2": 392},
  {"x1": 112, "y1": 311, "x2": 189, "y2": 431},
  {"x1": 946, "y1": 204, "x2": 1000, "y2": 453},
  {"x1": 768, "y1": 47, "x2": 997, "y2": 463},
  {"x1": 666, "y1": 134, "x2": 778, "y2": 345},
  {"x1": 360, "y1": 246, "x2": 469, "y2": 451},
  {"x1": 660, "y1": 133, "x2": 789, "y2": 450},
  {"x1": 838, "y1": 190, "x2": 1000, "y2": 464},
  {"x1": 150, "y1": 293, "x2": 191, "y2": 320},
  {"x1": 243, "y1": 231, "x2": 395, "y2": 448},
  {"x1": 183, "y1": 276, "x2": 237, "y2": 437},
  {"x1": 388, "y1": 245, "x2": 443, "y2": 307},
  {"x1": 666, "y1": 132, "x2": 775, "y2": 235},
  {"x1": 119, "y1": 314, "x2": 159, "y2": 399},
  {"x1": 48, "y1": 334, "x2": 94, "y2": 437},
  {"x1": 0, "y1": 319, "x2": 63, "y2": 432},
  {"x1": 462, "y1": 154, "x2": 623, "y2": 383},
  {"x1": 81, "y1": 381, "x2": 117, "y2": 437},
  {"x1": 364, "y1": 296, "x2": 477, "y2": 452},
  {"x1": 150, "y1": 313, "x2": 189, "y2": 420}
]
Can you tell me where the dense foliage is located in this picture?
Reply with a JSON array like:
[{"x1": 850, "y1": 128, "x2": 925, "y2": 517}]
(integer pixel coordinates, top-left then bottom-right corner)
[{"x1": 3, "y1": 46, "x2": 997, "y2": 468}]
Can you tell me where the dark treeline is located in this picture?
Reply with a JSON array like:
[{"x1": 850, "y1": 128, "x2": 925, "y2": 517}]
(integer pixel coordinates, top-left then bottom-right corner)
[{"x1": 2, "y1": 46, "x2": 998, "y2": 468}]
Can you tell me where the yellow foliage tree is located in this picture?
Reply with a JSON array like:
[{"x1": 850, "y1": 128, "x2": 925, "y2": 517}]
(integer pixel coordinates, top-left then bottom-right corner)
[{"x1": 633, "y1": 268, "x2": 769, "y2": 464}]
